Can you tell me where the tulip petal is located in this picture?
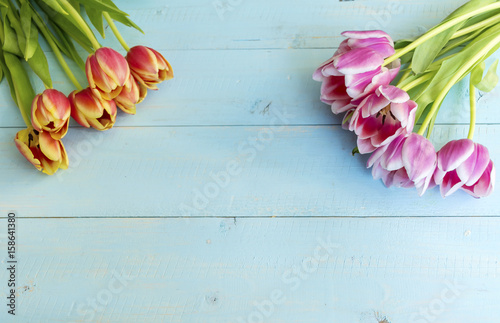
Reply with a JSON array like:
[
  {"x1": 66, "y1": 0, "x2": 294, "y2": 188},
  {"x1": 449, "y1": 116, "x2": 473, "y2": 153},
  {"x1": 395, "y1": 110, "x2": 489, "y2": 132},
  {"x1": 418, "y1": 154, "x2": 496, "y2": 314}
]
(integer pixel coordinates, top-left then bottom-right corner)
[
  {"x1": 378, "y1": 85, "x2": 410, "y2": 103},
  {"x1": 341, "y1": 30, "x2": 393, "y2": 45},
  {"x1": 440, "y1": 170, "x2": 464, "y2": 197},
  {"x1": 345, "y1": 67, "x2": 382, "y2": 99},
  {"x1": 347, "y1": 37, "x2": 395, "y2": 57},
  {"x1": 357, "y1": 137, "x2": 376, "y2": 154},
  {"x1": 462, "y1": 161, "x2": 495, "y2": 198},
  {"x1": 96, "y1": 47, "x2": 130, "y2": 87},
  {"x1": 402, "y1": 134, "x2": 436, "y2": 182},
  {"x1": 457, "y1": 143, "x2": 490, "y2": 186},
  {"x1": 437, "y1": 139, "x2": 475, "y2": 172},
  {"x1": 39, "y1": 131, "x2": 62, "y2": 162},
  {"x1": 333, "y1": 47, "x2": 384, "y2": 75}
]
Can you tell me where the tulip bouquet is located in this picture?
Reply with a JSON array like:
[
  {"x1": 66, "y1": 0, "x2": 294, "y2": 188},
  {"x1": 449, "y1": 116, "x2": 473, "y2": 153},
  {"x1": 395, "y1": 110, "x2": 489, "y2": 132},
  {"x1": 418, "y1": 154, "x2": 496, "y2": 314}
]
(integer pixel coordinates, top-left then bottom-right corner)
[
  {"x1": 2, "y1": 0, "x2": 173, "y2": 175},
  {"x1": 314, "y1": 0, "x2": 500, "y2": 198}
]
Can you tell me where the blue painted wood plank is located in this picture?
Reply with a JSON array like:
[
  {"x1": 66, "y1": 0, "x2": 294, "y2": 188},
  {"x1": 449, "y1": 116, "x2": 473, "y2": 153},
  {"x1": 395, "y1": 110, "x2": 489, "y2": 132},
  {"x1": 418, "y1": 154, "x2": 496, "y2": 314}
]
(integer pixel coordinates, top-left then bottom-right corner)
[
  {"x1": 112, "y1": 0, "x2": 469, "y2": 50},
  {"x1": 0, "y1": 217, "x2": 498, "y2": 322},
  {"x1": 1, "y1": 124, "x2": 498, "y2": 217},
  {"x1": 2, "y1": 48, "x2": 500, "y2": 129}
]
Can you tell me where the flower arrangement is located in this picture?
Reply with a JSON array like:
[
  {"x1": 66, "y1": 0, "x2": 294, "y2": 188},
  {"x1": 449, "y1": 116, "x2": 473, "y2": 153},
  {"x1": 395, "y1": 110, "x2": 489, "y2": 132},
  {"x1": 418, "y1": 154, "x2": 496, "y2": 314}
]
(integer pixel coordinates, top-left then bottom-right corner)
[
  {"x1": 314, "y1": 0, "x2": 499, "y2": 198},
  {"x1": 2, "y1": 0, "x2": 173, "y2": 175}
]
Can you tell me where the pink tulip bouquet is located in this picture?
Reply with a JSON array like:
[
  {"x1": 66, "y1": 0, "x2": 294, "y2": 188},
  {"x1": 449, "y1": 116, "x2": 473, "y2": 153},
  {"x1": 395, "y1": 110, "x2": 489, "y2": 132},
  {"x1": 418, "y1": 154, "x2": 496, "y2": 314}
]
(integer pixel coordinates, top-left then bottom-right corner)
[
  {"x1": 1, "y1": 0, "x2": 173, "y2": 175},
  {"x1": 314, "y1": 0, "x2": 500, "y2": 198}
]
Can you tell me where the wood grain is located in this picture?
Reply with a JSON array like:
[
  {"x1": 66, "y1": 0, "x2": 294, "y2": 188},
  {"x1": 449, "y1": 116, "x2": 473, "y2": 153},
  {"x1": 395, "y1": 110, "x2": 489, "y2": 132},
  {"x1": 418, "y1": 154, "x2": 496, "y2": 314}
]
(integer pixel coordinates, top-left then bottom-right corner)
[
  {"x1": 0, "y1": 0, "x2": 498, "y2": 322},
  {"x1": 0, "y1": 217, "x2": 499, "y2": 323},
  {"x1": 0, "y1": 124, "x2": 498, "y2": 217}
]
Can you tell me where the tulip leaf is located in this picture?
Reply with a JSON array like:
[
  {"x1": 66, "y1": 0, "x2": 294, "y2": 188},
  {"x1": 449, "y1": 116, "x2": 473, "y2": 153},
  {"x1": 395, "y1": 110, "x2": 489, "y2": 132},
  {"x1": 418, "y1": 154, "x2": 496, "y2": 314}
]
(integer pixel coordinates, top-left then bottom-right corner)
[
  {"x1": 3, "y1": 51, "x2": 36, "y2": 124},
  {"x1": 2, "y1": 15, "x2": 21, "y2": 56},
  {"x1": 35, "y1": 0, "x2": 93, "y2": 52},
  {"x1": 412, "y1": 0, "x2": 496, "y2": 75},
  {"x1": 84, "y1": 5, "x2": 105, "y2": 38},
  {"x1": 0, "y1": 47, "x2": 19, "y2": 106},
  {"x1": 27, "y1": 44, "x2": 52, "y2": 88},
  {"x1": 41, "y1": 0, "x2": 69, "y2": 15},
  {"x1": 73, "y1": 0, "x2": 128, "y2": 17},
  {"x1": 20, "y1": 2, "x2": 38, "y2": 61},
  {"x1": 414, "y1": 26, "x2": 500, "y2": 121},
  {"x1": 0, "y1": 0, "x2": 7, "y2": 8},
  {"x1": 101, "y1": 0, "x2": 143, "y2": 33},
  {"x1": 49, "y1": 20, "x2": 85, "y2": 70},
  {"x1": 471, "y1": 60, "x2": 499, "y2": 92}
]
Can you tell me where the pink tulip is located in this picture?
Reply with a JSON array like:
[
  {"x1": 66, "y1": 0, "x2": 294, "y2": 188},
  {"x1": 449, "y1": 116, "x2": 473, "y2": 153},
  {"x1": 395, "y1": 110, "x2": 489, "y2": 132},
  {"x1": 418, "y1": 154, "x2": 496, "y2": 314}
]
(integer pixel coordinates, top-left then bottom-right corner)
[
  {"x1": 31, "y1": 89, "x2": 71, "y2": 140},
  {"x1": 368, "y1": 133, "x2": 437, "y2": 196},
  {"x1": 434, "y1": 139, "x2": 495, "y2": 198},
  {"x1": 86, "y1": 47, "x2": 130, "y2": 101},
  {"x1": 313, "y1": 30, "x2": 399, "y2": 114},
  {"x1": 349, "y1": 85, "x2": 417, "y2": 154},
  {"x1": 126, "y1": 46, "x2": 173, "y2": 90}
]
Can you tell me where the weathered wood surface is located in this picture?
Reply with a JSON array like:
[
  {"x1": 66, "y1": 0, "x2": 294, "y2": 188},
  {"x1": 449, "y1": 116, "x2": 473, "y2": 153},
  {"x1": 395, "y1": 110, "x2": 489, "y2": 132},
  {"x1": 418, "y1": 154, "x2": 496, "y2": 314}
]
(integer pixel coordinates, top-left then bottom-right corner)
[{"x1": 0, "y1": 0, "x2": 498, "y2": 322}]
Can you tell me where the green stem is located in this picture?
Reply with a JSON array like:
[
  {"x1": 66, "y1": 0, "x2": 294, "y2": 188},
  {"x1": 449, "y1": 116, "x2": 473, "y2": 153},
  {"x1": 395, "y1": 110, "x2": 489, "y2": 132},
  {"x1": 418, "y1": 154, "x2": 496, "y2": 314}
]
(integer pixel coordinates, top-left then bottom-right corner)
[
  {"x1": 417, "y1": 33, "x2": 500, "y2": 136},
  {"x1": 31, "y1": 9, "x2": 83, "y2": 90},
  {"x1": 468, "y1": 78, "x2": 476, "y2": 140},
  {"x1": 58, "y1": 0, "x2": 101, "y2": 50},
  {"x1": 400, "y1": 73, "x2": 433, "y2": 92},
  {"x1": 103, "y1": 12, "x2": 130, "y2": 51},
  {"x1": 451, "y1": 12, "x2": 500, "y2": 40},
  {"x1": 384, "y1": 2, "x2": 500, "y2": 66},
  {"x1": 396, "y1": 67, "x2": 412, "y2": 86}
]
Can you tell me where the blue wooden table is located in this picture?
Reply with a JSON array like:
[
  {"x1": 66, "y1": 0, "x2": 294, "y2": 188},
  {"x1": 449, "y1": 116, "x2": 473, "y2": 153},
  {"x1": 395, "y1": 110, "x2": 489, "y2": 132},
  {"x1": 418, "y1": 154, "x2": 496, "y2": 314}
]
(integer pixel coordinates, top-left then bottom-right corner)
[{"x1": 1, "y1": 0, "x2": 499, "y2": 322}]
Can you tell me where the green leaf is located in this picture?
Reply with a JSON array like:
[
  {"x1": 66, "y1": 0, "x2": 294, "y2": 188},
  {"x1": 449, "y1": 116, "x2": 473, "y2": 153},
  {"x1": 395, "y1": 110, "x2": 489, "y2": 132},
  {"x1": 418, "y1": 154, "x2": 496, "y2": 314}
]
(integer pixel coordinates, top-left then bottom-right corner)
[
  {"x1": 471, "y1": 60, "x2": 499, "y2": 92},
  {"x1": 412, "y1": 23, "x2": 463, "y2": 74},
  {"x1": 0, "y1": 47, "x2": 19, "y2": 106},
  {"x1": 101, "y1": 0, "x2": 143, "y2": 33},
  {"x1": 2, "y1": 15, "x2": 21, "y2": 56},
  {"x1": 412, "y1": 0, "x2": 497, "y2": 74},
  {"x1": 73, "y1": 0, "x2": 128, "y2": 17},
  {"x1": 85, "y1": 5, "x2": 105, "y2": 38},
  {"x1": 35, "y1": 0, "x2": 93, "y2": 52},
  {"x1": 0, "y1": 0, "x2": 8, "y2": 8},
  {"x1": 414, "y1": 24, "x2": 500, "y2": 121},
  {"x1": 27, "y1": 44, "x2": 52, "y2": 88},
  {"x1": 4, "y1": 51, "x2": 36, "y2": 123},
  {"x1": 20, "y1": 2, "x2": 38, "y2": 60},
  {"x1": 49, "y1": 21, "x2": 86, "y2": 70},
  {"x1": 41, "y1": 0, "x2": 69, "y2": 15}
]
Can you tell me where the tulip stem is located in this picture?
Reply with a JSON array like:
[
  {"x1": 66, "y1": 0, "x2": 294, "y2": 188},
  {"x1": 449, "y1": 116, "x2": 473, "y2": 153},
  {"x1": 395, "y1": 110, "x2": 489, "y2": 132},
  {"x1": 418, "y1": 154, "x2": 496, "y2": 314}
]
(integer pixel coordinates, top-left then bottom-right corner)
[
  {"x1": 400, "y1": 73, "x2": 433, "y2": 92},
  {"x1": 451, "y1": 12, "x2": 500, "y2": 40},
  {"x1": 31, "y1": 7, "x2": 83, "y2": 91},
  {"x1": 468, "y1": 78, "x2": 476, "y2": 140},
  {"x1": 58, "y1": 0, "x2": 101, "y2": 50},
  {"x1": 103, "y1": 12, "x2": 130, "y2": 52},
  {"x1": 384, "y1": 2, "x2": 500, "y2": 66},
  {"x1": 417, "y1": 33, "x2": 500, "y2": 137}
]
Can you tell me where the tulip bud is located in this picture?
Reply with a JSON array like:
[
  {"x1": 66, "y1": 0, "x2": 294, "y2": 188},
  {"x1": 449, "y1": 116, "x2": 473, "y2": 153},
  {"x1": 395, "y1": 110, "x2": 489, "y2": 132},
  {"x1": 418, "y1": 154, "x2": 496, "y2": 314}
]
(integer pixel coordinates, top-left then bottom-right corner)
[
  {"x1": 86, "y1": 47, "x2": 130, "y2": 101},
  {"x1": 114, "y1": 74, "x2": 141, "y2": 114},
  {"x1": 31, "y1": 89, "x2": 71, "y2": 140},
  {"x1": 126, "y1": 46, "x2": 173, "y2": 90},
  {"x1": 14, "y1": 128, "x2": 69, "y2": 175},
  {"x1": 69, "y1": 88, "x2": 117, "y2": 131}
]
